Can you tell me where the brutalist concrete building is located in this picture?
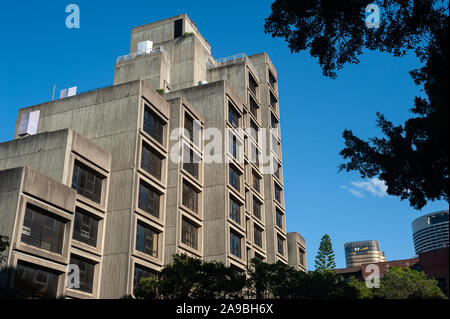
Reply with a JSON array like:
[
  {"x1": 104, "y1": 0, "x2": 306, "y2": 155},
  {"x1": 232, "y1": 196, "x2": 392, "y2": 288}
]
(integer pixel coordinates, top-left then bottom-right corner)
[{"x1": 0, "y1": 14, "x2": 306, "y2": 298}]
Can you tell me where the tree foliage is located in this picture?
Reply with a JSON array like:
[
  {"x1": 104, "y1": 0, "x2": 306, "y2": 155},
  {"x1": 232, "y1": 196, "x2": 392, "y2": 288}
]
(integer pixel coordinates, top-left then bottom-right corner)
[
  {"x1": 315, "y1": 234, "x2": 336, "y2": 271},
  {"x1": 134, "y1": 254, "x2": 359, "y2": 299},
  {"x1": 348, "y1": 267, "x2": 447, "y2": 299},
  {"x1": 0, "y1": 236, "x2": 9, "y2": 263},
  {"x1": 265, "y1": 0, "x2": 449, "y2": 209},
  {"x1": 134, "y1": 254, "x2": 246, "y2": 299}
]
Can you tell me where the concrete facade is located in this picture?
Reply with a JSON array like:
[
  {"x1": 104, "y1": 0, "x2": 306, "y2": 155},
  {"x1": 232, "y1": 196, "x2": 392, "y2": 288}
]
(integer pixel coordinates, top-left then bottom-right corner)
[
  {"x1": 0, "y1": 14, "x2": 306, "y2": 299},
  {"x1": 287, "y1": 232, "x2": 307, "y2": 271}
]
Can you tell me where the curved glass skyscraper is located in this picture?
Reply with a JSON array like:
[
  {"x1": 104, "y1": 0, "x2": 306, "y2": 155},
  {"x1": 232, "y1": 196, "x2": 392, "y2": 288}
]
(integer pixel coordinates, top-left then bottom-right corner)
[{"x1": 412, "y1": 210, "x2": 449, "y2": 254}]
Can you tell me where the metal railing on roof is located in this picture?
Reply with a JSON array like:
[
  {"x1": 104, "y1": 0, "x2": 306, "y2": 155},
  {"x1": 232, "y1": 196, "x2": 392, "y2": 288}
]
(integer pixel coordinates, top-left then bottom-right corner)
[
  {"x1": 116, "y1": 47, "x2": 169, "y2": 64},
  {"x1": 207, "y1": 53, "x2": 247, "y2": 70}
]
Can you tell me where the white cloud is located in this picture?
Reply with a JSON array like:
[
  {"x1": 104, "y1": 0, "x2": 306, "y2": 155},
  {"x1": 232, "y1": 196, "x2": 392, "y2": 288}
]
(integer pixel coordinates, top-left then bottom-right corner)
[
  {"x1": 339, "y1": 185, "x2": 365, "y2": 198},
  {"x1": 351, "y1": 178, "x2": 388, "y2": 198},
  {"x1": 340, "y1": 178, "x2": 388, "y2": 198}
]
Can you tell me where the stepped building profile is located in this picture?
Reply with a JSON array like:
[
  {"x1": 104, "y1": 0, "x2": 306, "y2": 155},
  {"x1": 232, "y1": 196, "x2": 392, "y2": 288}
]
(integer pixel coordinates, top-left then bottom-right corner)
[{"x1": 0, "y1": 14, "x2": 306, "y2": 298}]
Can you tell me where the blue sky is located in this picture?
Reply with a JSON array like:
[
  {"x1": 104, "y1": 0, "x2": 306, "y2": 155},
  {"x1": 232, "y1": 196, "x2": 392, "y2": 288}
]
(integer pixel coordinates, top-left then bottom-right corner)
[{"x1": 0, "y1": 1, "x2": 447, "y2": 270}]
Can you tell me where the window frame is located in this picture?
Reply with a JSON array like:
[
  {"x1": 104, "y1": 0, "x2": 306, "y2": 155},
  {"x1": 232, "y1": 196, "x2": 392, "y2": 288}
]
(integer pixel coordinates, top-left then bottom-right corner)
[
  {"x1": 21, "y1": 204, "x2": 65, "y2": 255},
  {"x1": 135, "y1": 222, "x2": 159, "y2": 258},
  {"x1": 72, "y1": 207, "x2": 99, "y2": 248}
]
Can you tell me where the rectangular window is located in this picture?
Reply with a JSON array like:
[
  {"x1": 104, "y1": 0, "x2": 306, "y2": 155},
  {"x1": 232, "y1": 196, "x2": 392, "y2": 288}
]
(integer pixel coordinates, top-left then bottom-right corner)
[
  {"x1": 230, "y1": 231, "x2": 242, "y2": 258},
  {"x1": 14, "y1": 261, "x2": 59, "y2": 299},
  {"x1": 69, "y1": 256, "x2": 95, "y2": 294},
  {"x1": 136, "y1": 223, "x2": 158, "y2": 258},
  {"x1": 251, "y1": 144, "x2": 259, "y2": 166},
  {"x1": 183, "y1": 146, "x2": 199, "y2": 179},
  {"x1": 252, "y1": 172, "x2": 260, "y2": 192},
  {"x1": 276, "y1": 209, "x2": 283, "y2": 229},
  {"x1": 268, "y1": 70, "x2": 277, "y2": 90},
  {"x1": 248, "y1": 73, "x2": 258, "y2": 97},
  {"x1": 269, "y1": 91, "x2": 278, "y2": 111},
  {"x1": 21, "y1": 204, "x2": 64, "y2": 254},
  {"x1": 229, "y1": 165, "x2": 240, "y2": 191},
  {"x1": 138, "y1": 182, "x2": 160, "y2": 218},
  {"x1": 229, "y1": 196, "x2": 241, "y2": 224},
  {"x1": 254, "y1": 226, "x2": 263, "y2": 248},
  {"x1": 184, "y1": 113, "x2": 194, "y2": 143},
  {"x1": 181, "y1": 218, "x2": 198, "y2": 249},
  {"x1": 245, "y1": 190, "x2": 249, "y2": 210},
  {"x1": 277, "y1": 235, "x2": 284, "y2": 255},
  {"x1": 141, "y1": 143, "x2": 162, "y2": 180},
  {"x1": 182, "y1": 181, "x2": 198, "y2": 213},
  {"x1": 229, "y1": 135, "x2": 239, "y2": 159},
  {"x1": 174, "y1": 19, "x2": 183, "y2": 39},
  {"x1": 250, "y1": 98, "x2": 258, "y2": 120},
  {"x1": 272, "y1": 135, "x2": 280, "y2": 156},
  {"x1": 133, "y1": 265, "x2": 156, "y2": 292},
  {"x1": 143, "y1": 106, "x2": 164, "y2": 144},
  {"x1": 274, "y1": 183, "x2": 282, "y2": 203},
  {"x1": 299, "y1": 248, "x2": 305, "y2": 266},
  {"x1": 271, "y1": 113, "x2": 279, "y2": 130},
  {"x1": 253, "y1": 197, "x2": 261, "y2": 220},
  {"x1": 250, "y1": 121, "x2": 259, "y2": 143},
  {"x1": 273, "y1": 160, "x2": 281, "y2": 179},
  {"x1": 73, "y1": 208, "x2": 99, "y2": 247},
  {"x1": 72, "y1": 161, "x2": 103, "y2": 204},
  {"x1": 228, "y1": 102, "x2": 240, "y2": 128}
]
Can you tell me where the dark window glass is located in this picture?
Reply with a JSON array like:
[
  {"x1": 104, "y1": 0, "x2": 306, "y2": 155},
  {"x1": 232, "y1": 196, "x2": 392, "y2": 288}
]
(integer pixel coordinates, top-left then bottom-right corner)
[
  {"x1": 230, "y1": 231, "x2": 242, "y2": 258},
  {"x1": 229, "y1": 166, "x2": 240, "y2": 191},
  {"x1": 253, "y1": 197, "x2": 261, "y2": 220},
  {"x1": 248, "y1": 73, "x2": 258, "y2": 97},
  {"x1": 185, "y1": 113, "x2": 194, "y2": 143},
  {"x1": 138, "y1": 182, "x2": 160, "y2": 218},
  {"x1": 229, "y1": 135, "x2": 239, "y2": 159},
  {"x1": 250, "y1": 144, "x2": 260, "y2": 166},
  {"x1": 277, "y1": 235, "x2": 284, "y2": 255},
  {"x1": 174, "y1": 19, "x2": 183, "y2": 38},
  {"x1": 133, "y1": 265, "x2": 156, "y2": 293},
  {"x1": 254, "y1": 226, "x2": 262, "y2": 248},
  {"x1": 249, "y1": 95, "x2": 258, "y2": 119},
  {"x1": 181, "y1": 218, "x2": 198, "y2": 249},
  {"x1": 70, "y1": 256, "x2": 95, "y2": 294},
  {"x1": 428, "y1": 213, "x2": 448, "y2": 225},
  {"x1": 21, "y1": 205, "x2": 64, "y2": 254},
  {"x1": 73, "y1": 208, "x2": 98, "y2": 247},
  {"x1": 269, "y1": 91, "x2": 277, "y2": 110},
  {"x1": 228, "y1": 102, "x2": 240, "y2": 128},
  {"x1": 136, "y1": 223, "x2": 158, "y2": 258},
  {"x1": 272, "y1": 135, "x2": 280, "y2": 156},
  {"x1": 141, "y1": 143, "x2": 162, "y2": 180},
  {"x1": 230, "y1": 196, "x2": 241, "y2": 224},
  {"x1": 250, "y1": 121, "x2": 258, "y2": 142},
  {"x1": 276, "y1": 209, "x2": 283, "y2": 229},
  {"x1": 274, "y1": 183, "x2": 282, "y2": 203},
  {"x1": 183, "y1": 147, "x2": 199, "y2": 179},
  {"x1": 143, "y1": 106, "x2": 164, "y2": 144},
  {"x1": 271, "y1": 113, "x2": 278, "y2": 129},
  {"x1": 299, "y1": 248, "x2": 305, "y2": 266},
  {"x1": 72, "y1": 161, "x2": 103, "y2": 204},
  {"x1": 14, "y1": 261, "x2": 59, "y2": 299},
  {"x1": 252, "y1": 172, "x2": 260, "y2": 192},
  {"x1": 273, "y1": 160, "x2": 281, "y2": 179},
  {"x1": 268, "y1": 70, "x2": 277, "y2": 89},
  {"x1": 182, "y1": 182, "x2": 198, "y2": 213}
]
